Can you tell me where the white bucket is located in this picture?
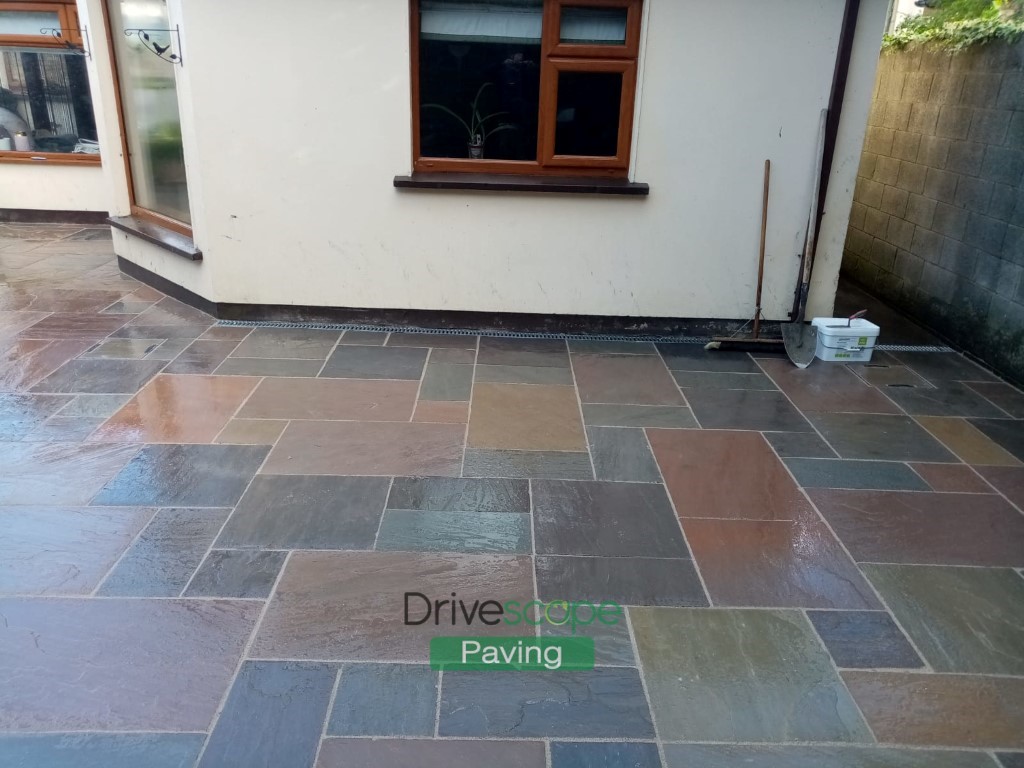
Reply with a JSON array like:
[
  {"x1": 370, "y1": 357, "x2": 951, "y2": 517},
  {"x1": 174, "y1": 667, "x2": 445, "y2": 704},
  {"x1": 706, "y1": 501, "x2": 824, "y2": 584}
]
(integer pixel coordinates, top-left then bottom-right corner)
[{"x1": 811, "y1": 317, "x2": 880, "y2": 362}]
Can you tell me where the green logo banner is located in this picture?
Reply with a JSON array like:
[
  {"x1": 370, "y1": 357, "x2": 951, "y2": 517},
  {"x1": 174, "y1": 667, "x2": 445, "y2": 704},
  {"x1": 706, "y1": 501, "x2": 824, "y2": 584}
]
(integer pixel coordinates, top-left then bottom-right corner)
[{"x1": 430, "y1": 636, "x2": 595, "y2": 671}]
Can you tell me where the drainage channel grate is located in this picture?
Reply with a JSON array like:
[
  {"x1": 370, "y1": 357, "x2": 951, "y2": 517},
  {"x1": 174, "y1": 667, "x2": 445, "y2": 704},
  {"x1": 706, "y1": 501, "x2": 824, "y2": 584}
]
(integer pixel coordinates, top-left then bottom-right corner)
[{"x1": 215, "y1": 320, "x2": 954, "y2": 352}]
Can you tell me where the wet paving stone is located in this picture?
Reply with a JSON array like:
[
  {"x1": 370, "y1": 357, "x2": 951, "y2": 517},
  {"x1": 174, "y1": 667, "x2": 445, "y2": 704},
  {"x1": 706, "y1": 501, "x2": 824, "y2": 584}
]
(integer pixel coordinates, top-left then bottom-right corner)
[
  {"x1": 909, "y1": 462, "x2": 994, "y2": 492},
  {"x1": 463, "y1": 448, "x2": 593, "y2": 479},
  {"x1": 533, "y1": 480, "x2": 688, "y2": 558},
  {"x1": 316, "y1": 738, "x2": 545, "y2": 768},
  {"x1": 439, "y1": 668, "x2": 655, "y2": 738},
  {"x1": 537, "y1": 555, "x2": 708, "y2": 606},
  {"x1": 978, "y1": 465, "x2": 1024, "y2": 509},
  {"x1": 967, "y1": 382, "x2": 1024, "y2": 417},
  {"x1": 30, "y1": 358, "x2": 167, "y2": 394},
  {"x1": 0, "y1": 339, "x2": 91, "y2": 391},
  {"x1": 92, "y1": 444, "x2": 269, "y2": 507},
  {"x1": 162, "y1": 339, "x2": 240, "y2": 375},
  {"x1": 0, "y1": 506, "x2": 154, "y2": 595},
  {"x1": 672, "y1": 369, "x2": 778, "y2": 390},
  {"x1": 265, "y1": 421, "x2": 463, "y2": 476},
  {"x1": 185, "y1": 549, "x2": 287, "y2": 598},
  {"x1": 657, "y1": 344, "x2": 760, "y2": 372},
  {"x1": 586, "y1": 426, "x2": 661, "y2": 482},
  {"x1": 542, "y1": 610, "x2": 635, "y2": 666},
  {"x1": 807, "y1": 412, "x2": 956, "y2": 461},
  {"x1": 842, "y1": 671, "x2": 1024, "y2": 749},
  {"x1": 581, "y1": 403, "x2": 698, "y2": 428},
  {"x1": 0, "y1": 441, "x2": 139, "y2": 505},
  {"x1": 253, "y1": 551, "x2": 534, "y2": 661},
  {"x1": 969, "y1": 418, "x2": 1024, "y2": 462},
  {"x1": 81, "y1": 338, "x2": 163, "y2": 359},
  {"x1": 550, "y1": 741, "x2": 661, "y2": 767},
  {"x1": 864, "y1": 564, "x2": 1024, "y2": 675},
  {"x1": 893, "y1": 351, "x2": 997, "y2": 384},
  {"x1": 885, "y1": 381, "x2": 1007, "y2": 417},
  {"x1": 18, "y1": 312, "x2": 129, "y2": 340},
  {"x1": 757, "y1": 359, "x2": 899, "y2": 413},
  {"x1": 998, "y1": 754, "x2": 1024, "y2": 768},
  {"x1": 217, "y1": 356, "x2": 327, "y2": 376},
  {"x1": 419, "y1": 361, "x2": 473, "y2": 400},
  {"x1": 217, "y1": 475, "x2": 389, "y2": 550},
  {"x1": 386, "y1": 332, "x2": 475, "y2": 349},
  {"x1": 326, "y1": 663, "x2": 437, "y2": 736},
  {"x1": 0, "y1": 733, "x2": 205, "y2": 768},
  {"x1": 320, "y1": 345, "x2": 427, "y2": 379},
  {"x1": 198, "y1": 661, "x2": 336, "y2": 768},
  {"x1": 91, "y1": 374, "x2": 259, "y2": 443},
  {"x1": 375, "y1": 510, "x2": 531, "y2": 553},
  {"x1": 763, "y1": 430, "x2": 838, "y2": 458},
  {"x1": 0, "y1": 597, "x2": 260, "y2": 730},
  {"x1": 213, "y1": 418, "x2": 287, "y2": 445},
  {"x1": 573, "y1": 354, "x2": 684, "y2": 405},
  {"x1": 238, "y1": 376, "x2": 417, "y2": 421},
  {"x1": 648, "y1": 429, "x2": 813, "y2": 520},
  {"x1": 477, "y1": 337, "x2": 568, "y2": 367},
  {"x1": 807, "y1": 610, "x2": 923, "y2": 669},
  {"x1": 387, "y1": 476, "x2": 529, "y2": 513},
  {"x1": 97, "y1": 507, "x2": 229, "y2": 597},
  {"x1": 469, "y1": 383, "x2": 586, "y2": 451},
  {"x1": 631, "y1": 607, "x2": 872, "y2": 742},
  {"x1": 231, "y1": 327, "x2": 340, "y2": 359},
  {"x1": 917, "y1": 416, "x2": 1020, "y2": 465},
  {"x1": 23, "y1": 415, "x2": 104, "y2": 441},
  {"x1": 568, "y1": 339, "x2": 657, "y2": 355},
  {"x1": 0, "y1": 392, "x2": 73, "y2": 439},
  {"x1": 475, "y1": 363, "x2": 575, "y2": 385},
  {"x1": 784, "y1": 458, "x2": 929, "y2": 490},
  {"x1": 337, "y1": 329, "x2": 389, "y2": 345},
  {"x1": 663, "y1": 744, "x2": 998, "y2": 768},
  {"x1": 682, "y1": 517, "x2": 881, "y2": 609},
  {"x1": 811, "y1": 489, "x2": 1024, "y2": 566},
  {"x1": 685, "y1": 389, "x2": 813, "y2": 431}
]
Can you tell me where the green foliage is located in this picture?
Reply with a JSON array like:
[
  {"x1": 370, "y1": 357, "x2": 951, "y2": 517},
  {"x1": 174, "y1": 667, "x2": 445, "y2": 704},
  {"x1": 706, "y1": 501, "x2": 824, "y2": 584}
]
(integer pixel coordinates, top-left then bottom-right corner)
[
  {"x1": 883, "y1": 0, "x2": 1024, "y2": 52},
  {"x1": 423, "y1": 83, "x2": 516, "y2": 146}
]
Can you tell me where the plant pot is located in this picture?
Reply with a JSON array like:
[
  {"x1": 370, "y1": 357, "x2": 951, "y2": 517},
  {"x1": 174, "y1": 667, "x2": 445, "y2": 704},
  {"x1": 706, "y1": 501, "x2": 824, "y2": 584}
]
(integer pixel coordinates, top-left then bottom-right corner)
[{"x1": 468, "y1": 142, "x2": 484, "y2": 159}]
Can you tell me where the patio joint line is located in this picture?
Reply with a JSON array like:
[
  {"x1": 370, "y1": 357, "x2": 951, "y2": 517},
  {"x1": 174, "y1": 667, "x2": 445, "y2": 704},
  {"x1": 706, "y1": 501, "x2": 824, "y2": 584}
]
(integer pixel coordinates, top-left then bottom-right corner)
[
  {"x1": 625, "y1": 606, "x2": 670, "y2": 767},
  {"x1": 312, "y1": 666, "x2": 344, "y2": 767}
]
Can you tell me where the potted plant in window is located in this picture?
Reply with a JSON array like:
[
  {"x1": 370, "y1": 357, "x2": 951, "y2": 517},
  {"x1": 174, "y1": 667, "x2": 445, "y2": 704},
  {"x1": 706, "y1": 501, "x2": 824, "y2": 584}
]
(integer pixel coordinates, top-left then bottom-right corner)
[{"x1": 423, "y1": 82, "x2": 516, "y2": 159}]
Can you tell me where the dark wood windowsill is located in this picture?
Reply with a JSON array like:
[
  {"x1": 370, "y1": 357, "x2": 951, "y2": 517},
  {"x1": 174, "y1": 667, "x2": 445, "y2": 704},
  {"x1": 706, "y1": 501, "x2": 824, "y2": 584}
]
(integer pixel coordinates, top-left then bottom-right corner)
[
  {"x1": 107, "y1": 215, "x2": 202, "y2": 261},
  {"x1": 394, "y1": 173, "x2": 649, "y2": 196}
]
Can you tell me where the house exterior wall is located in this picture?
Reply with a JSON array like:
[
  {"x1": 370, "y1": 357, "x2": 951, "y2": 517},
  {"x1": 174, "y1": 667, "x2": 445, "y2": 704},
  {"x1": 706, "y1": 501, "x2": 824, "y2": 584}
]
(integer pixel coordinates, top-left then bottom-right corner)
[
  {"x1": 842, "y1": 43, "x2": 1024, "y2": 383},
  {"x1": 87, "y1": 0, "x2": 888, "y2": 322},
  {"x1": 0, "y1": 163, "x2": 109, "y2": 212}
]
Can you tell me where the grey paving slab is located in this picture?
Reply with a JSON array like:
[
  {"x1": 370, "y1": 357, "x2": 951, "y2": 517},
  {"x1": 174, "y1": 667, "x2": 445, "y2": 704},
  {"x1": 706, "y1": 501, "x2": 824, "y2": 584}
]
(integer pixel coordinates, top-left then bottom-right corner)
[
  {"x1": 586, "y1": 426, "x2": 662, "y2": 482},
  {"x1": 184, "y1": 549, "x2": 287, "y2": 598},
  {"x1": 658, "y1": 344, "x2": 761, "y2": 372},
  {"x1": 808, "y1": 412, "x2": 957, "y2": 461},
  {"x1": 785, "y1": 458, "x2": 930, "y2": 490},
  {"x1": 463, "y1": 449, "x2": 593, "y2": 479},
  {"x1": 419, "y1": 362, "x2": 473, "y2": 400},
  {"x1": 764, "y1": 430, "x2": 838, "y2": 458},
  {"x1": 375, "y1": 510, "x2": 530, "y2": 553},
  {"x1": 551, "y1": 741, "x2": 661, "y2": 767},
  {"x1": 664, "y1": 744, "x2": 998, "y2": 768},
  {"x1": 673, "y1": 370, "x2": 778, "y2": 390},
  {"x1": 807, "y1": 610, "x2": 924, "y2": 669},
  {"x1": 387, "y1": 477, "x2": 529, "y2": 513},
  {"x1": 320, "y1": 345, "x2": 428, "y2": 380},
  {"x1": 537, "y1": 556, "x2": 707, "y2": 606},
  {"x1": 327, "y1": 664, "x2": 437, "y2": 736},
  {"x1": 582, "y1": 403, "x2": 698, "y2": 428},
  {"x1": 0, "y1": 733, "x2": 205, "y2": 768}
]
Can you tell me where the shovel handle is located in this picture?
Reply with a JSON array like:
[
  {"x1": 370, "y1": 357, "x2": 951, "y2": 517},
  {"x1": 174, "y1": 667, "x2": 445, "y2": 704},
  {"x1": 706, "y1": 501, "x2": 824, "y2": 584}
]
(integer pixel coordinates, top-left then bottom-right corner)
[{"x1": 847, "y1": 309, "x2": 867, "y2": 326}]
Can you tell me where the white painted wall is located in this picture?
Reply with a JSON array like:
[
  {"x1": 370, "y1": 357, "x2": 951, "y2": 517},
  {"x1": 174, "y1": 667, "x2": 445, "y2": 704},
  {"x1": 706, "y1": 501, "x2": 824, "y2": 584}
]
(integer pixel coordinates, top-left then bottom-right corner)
[
  {"x1": 97, "y1": 0, "x2": 889, "y2": 321},
  {"x1": 0, "y1": 163, "x2": 109, "y2": 211}
]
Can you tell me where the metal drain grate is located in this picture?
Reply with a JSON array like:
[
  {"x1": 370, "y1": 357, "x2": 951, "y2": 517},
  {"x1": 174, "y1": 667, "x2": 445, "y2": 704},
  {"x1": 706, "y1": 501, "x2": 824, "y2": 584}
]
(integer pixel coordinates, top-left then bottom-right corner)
[{"x1": 215, "y1": 320, "x2": 955, "y2": 352}]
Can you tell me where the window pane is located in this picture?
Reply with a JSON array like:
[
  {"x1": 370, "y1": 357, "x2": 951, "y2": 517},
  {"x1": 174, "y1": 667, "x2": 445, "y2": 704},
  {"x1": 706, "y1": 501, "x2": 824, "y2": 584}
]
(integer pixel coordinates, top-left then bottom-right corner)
[
  {"x1": 108, "y1": 0, "x2": 190, "y2": 224},
  {"x1": 554, "y1": 70, "x2": 621, "y2": 157},
  {"x1": 559, "y1": 7, "x2": 627, "y2": 44},
  {"x1": 0, "y1": 49, "x2": 98, "y2": 155},
  {"x1": 419, "y1": 0, "x2": 542, "y2": 161},
  {"x1": 0, "y1": 11, "x2": 60, "y2": 37}
]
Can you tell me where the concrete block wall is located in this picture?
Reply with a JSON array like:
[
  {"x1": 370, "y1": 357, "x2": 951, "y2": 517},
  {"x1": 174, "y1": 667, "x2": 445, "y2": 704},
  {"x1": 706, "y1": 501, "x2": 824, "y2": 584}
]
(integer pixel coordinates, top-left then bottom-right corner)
[{"x1": 842, "y1": 42, "x2": 1024, "y2": 383}]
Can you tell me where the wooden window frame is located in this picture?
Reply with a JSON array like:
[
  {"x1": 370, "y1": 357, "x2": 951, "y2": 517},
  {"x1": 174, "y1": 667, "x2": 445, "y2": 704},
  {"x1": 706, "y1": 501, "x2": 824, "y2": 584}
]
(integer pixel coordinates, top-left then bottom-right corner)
[
  {"x1": 410, "y1": 0, "x2": 642, "y2": 178},
  {"x1": 0, "y1": 1, "x2": 97, "y2": 166},
  {"x1": 98, "y1": 0, "x2": 192, "y2": 237}
]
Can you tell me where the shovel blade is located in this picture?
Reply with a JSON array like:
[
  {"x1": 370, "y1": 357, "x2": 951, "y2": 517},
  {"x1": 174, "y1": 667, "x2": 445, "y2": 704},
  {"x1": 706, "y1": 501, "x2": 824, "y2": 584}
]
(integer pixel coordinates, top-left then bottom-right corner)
[{"x1": 782, "y1": 322, "x2": 817, "y2": 369}]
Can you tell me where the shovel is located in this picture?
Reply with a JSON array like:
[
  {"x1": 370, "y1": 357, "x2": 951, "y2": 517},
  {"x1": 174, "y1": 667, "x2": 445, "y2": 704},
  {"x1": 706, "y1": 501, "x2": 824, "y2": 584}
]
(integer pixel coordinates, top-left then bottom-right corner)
[{"x1": 782, "y1": 109, "x2": 828, "y2": 369}]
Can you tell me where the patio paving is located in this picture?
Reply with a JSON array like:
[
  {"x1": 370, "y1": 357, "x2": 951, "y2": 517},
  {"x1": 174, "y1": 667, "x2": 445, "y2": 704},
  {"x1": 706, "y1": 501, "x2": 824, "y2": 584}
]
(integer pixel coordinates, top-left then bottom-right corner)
[{"x1": 1, "y1": 223, "x2": 1023, "y2": 767}]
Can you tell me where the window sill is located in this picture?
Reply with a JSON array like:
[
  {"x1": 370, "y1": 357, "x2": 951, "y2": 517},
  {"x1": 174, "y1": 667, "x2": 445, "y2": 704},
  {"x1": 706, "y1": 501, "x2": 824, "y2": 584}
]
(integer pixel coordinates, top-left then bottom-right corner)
[
  {"x1": 0, "y1": 152, "x2": 101, "y2": 166},
  {"x1": 108, "y1": 215, "x2": 203, "y2": 262},
  {"x1": 394, "y1": 172, "x2": 649, "y2": 196}
]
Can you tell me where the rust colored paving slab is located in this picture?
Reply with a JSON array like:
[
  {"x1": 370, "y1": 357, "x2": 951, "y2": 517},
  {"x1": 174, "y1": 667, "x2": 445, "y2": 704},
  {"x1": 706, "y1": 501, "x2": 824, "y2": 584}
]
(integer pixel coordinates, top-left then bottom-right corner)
[
  {"x1": 682, "y1": 517, "x2": 881, "y2": 609},
  {"x1": 265, "y1": 421, "x2": 464, "y2": 476},
  {"x1": 0, "y1": 598, "x2": 261, "y2": 731},
  {"x1": 842, "y1": 671, "x2": 1024, "y2": 749},
  {"x1": 977, "y1": 465, "x2": 1024, "y2": 510},
  {"x1": 16, "y1": 312, "x2": 128, "y2": 340},
  {"x1": 909, "y1": 462, "x2": 994, "y2": 493},
  {"x1": 91, "y1": 374, "x2": 259, "y2": 443},
  {"x1": 0, "y1": 506, "x2": 153, "y2": 595},
  {"x1": 647, "y1": 429, "x2": 814, "y2": 520},
  {"x1": 468, "y1": 382, "x2": 585, "y2": 451},
  {"x1": 757, "y1": 358, "x2": 900, "y2": 413},
  {"x1": 0, "y1": 339, "x2": 91, "y2": 391},
  {"x1": 572, "y1": 354, "x2": 685, "y2": 405},
  {"x1": 252, "y1": 551, "x2": 533, "y2": 661},
  {"x1": 237, "y1": 377, "x2": 418, "y2": 421},
  {"x1": 810, "y1": 489, "x2": 1024, "y2": 566}
]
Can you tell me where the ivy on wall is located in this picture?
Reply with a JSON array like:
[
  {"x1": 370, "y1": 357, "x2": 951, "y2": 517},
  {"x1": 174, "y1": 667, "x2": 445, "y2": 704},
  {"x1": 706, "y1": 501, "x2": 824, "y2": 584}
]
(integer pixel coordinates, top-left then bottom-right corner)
[{"x1": 884, "y1": 0, "x2": 1024, "y2": 52}]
